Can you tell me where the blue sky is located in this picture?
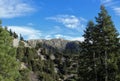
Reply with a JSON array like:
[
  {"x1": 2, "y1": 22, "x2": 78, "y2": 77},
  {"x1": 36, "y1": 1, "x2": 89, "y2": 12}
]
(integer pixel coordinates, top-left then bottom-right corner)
[{"x1": 0, "y1": 0, "x2": 120, "y2": 41}]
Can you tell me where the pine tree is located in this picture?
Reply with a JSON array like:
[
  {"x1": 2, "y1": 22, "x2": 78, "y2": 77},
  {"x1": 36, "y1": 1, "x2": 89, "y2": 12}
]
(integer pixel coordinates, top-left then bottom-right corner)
[
  {"x1": 13, "y1": 32, "x2": 18, "y2": 38},
  {"x1": 9, "y1": 29, "x2": 13, "y2": 36},
  {"x1": 0, "y1": 21, "x2": 20, "y2": 81},
  {"x1": 20, "y1": 34, "x2": 24, "y2": 41},
  {"x1": 78, "y1": 21, "x2": 97, "y2": 81},
  {"x1": 95, "y1": 5, "x2": 119, "y2": 81},
  {"x1": 78, "y1": 5, "x2": 120, "y2": 81}
]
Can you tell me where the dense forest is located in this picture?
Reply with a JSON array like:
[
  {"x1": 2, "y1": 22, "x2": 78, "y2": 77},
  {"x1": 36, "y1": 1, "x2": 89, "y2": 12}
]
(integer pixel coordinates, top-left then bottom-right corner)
[{"x1": 0, "y1": 5, "x2": 120, "y2": 81}]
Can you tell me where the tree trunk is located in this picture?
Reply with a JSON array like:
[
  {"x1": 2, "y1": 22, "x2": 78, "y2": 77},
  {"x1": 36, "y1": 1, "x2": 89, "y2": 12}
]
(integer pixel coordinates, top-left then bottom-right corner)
[
  {"x1": 93, "y1": 52, "x2": 97, "y2": 81},
  {"x1": 105, "y1": 51, "x2": 108, "y2": 81}
]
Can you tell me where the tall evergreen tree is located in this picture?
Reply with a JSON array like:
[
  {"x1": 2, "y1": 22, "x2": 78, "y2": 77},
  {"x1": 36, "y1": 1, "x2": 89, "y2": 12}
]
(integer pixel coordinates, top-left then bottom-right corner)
[
  {"x1": 78, "y1": 21, "x2": 97, "y2": 81},
  {"x1": 95, "y1": 5, "x2": 119, "y2": 81},
  {"x1": 79, "y1": 5, "x2": 120, "y2": 81}
]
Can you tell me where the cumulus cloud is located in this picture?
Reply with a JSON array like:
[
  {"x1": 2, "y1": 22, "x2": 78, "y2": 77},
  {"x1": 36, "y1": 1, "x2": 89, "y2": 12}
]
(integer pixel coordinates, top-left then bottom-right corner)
[
  {"x1": 8, "y1": 26, "x2": 41, "y2": 39},
  {"x1": 46, "y1": 15, "x2": 86, "y2": 29},
  {"x1": 0, "y1": 0, "x2": 35, "y2": 18}
]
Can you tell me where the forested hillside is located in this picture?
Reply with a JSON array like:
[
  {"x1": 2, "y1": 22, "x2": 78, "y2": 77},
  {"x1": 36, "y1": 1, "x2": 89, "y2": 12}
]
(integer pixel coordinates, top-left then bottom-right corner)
[{"x1": 0, "y1": 5, "x2": 120, "y2": 81}]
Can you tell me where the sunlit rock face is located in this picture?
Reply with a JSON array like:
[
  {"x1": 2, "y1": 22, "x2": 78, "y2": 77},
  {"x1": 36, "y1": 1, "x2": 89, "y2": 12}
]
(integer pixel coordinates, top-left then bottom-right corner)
[
  {"x1": 13, "y1": 38, "x2": 19, "y2": 47},
  {"x1": 27, "y1": 38, "x2": 81, "y2": 53}
]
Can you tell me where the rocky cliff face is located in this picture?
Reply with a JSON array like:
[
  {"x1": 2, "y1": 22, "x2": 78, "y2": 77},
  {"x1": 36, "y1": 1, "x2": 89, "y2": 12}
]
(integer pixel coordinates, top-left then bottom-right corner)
[
  {"x1": 27, "y1": 38, "x2": 81, "y2": 54},
  {"x1": 28, "y1": 38, "x2": 68, "y2": 48}
]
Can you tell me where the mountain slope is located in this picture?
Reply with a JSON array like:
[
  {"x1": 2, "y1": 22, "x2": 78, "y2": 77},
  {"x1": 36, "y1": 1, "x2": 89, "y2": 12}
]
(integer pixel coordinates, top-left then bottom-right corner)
[{"x1": 28, "y1": 38, "x2": 81, "y2": 54}]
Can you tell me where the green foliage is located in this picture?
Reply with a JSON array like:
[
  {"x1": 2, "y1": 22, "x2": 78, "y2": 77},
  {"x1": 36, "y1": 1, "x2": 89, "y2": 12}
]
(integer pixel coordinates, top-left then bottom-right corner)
[
  {"x1": 8, "y1": 29, "x2": 18, "y2": 38},
  {"x1": 19, "y1": 69, "x2": 30, "y2": 81},
  {"x1": 35, "y1": 42, "x2": 42, "y2": 50},
  {"x1": 79, "y1": 5, "x2": 120, "y2": 81},
  {"x1": 65, "y1": 42, "x2": 81, "y2": 54},
  {"x1": 0, "y1": 20, "x2": 2, "y2": 26},
  {"x1": 0, "y1": 22, "x2": 20, "y2": 81},
  {"x1": 16, "y1": 47, "x2": 25, "y2": 61},
  {"x1": 19, "y1": 41, "x2": 25, "y2": 47},
  {"x1": 13, "y1": 32, "x2": 18, "y2": 38}
]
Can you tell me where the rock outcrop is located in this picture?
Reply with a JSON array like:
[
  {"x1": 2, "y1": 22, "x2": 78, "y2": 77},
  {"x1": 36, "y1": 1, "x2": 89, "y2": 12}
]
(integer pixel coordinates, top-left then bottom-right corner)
[{"x1": 27, "y1": 38, "x2": 81, "y2": 54}]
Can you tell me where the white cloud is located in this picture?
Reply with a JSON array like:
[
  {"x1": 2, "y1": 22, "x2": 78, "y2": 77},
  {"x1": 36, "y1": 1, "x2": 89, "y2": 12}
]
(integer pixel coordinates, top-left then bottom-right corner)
[
  {"x1": 27, "y1": 23, "x2": 34, "y2": 26},
  {"x1": 70, "y1": 37, "x2": 84, "y2": 41},
  {"x1": 100, "y1": 0, "x2": 120, "y2": 6},
  {"x1": 7, "y1": 26, "x2": 84, "y2": 41},
  {"x1": 101, "y1": 0, "x2": 112, "y2": 4},
  {"x1": 54, "y1": 34, "x2": 64, "y2": 39},
  {"x1": 45, "y1": 35, "x2": 52, "y2": 40},
  {"x1": 54, "y1": 34, "x2": 84, "y2": 42},
  {"x1": 100, "y1": 0, "x2": 120, "y2": 16},
  {"x1": 8, "y1": 26, "x2": 41, "y2": 39},
  {"x1": 46, "y1": 15, "x2": 86, "y2": 29},
  {"x1": 0, "y1": 0, "x2": 35, "y2": 18},
  {"x1": 113, "y1": 7, "x2": 120, "y2": 16}
]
